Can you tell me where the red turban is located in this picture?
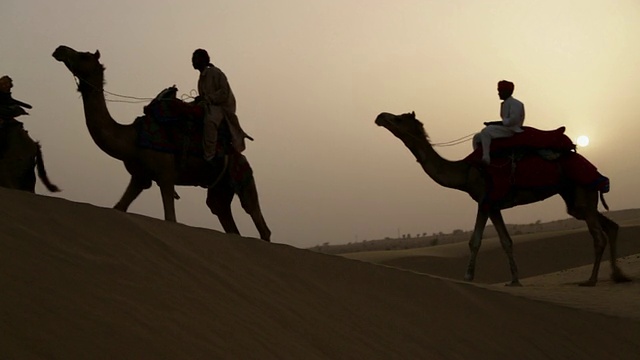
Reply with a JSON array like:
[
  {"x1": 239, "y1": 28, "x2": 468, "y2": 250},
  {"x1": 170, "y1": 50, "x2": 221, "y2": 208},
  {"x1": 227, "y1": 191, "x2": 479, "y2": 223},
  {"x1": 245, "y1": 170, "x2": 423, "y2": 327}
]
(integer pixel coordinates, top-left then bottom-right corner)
[{"x1": 497, "y1": 80, "x2": 514, "y2": 92}]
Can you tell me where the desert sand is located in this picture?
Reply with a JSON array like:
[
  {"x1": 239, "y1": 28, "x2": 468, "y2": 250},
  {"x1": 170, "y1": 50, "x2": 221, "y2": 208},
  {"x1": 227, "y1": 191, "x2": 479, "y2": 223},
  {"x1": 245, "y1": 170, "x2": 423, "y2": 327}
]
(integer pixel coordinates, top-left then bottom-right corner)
[{"x1": 1, "y1": 187, "x2": 639, "y2": 359}]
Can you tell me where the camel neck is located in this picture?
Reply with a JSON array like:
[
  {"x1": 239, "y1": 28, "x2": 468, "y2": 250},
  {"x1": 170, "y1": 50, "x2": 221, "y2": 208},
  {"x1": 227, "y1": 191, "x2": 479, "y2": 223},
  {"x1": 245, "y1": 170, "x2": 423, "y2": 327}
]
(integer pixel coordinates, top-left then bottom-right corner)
[
  {"x1": 409, "y1": 135, "x2": 471, "y2": 192},
  {"x1": 78, "y1": 76, "x2": 135, "y2": 161}
]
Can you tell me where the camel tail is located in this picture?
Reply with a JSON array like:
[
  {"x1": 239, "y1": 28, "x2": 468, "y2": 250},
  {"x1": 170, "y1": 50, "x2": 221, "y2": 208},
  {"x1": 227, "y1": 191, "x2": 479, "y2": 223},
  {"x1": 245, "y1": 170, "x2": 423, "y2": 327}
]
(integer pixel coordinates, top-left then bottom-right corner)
[
  {"x1": 35, "y1": 143, "x2": 61, "y2": 193},
  {"x1": 599, "y1": 191, "x2": 609, "y2": 211}
]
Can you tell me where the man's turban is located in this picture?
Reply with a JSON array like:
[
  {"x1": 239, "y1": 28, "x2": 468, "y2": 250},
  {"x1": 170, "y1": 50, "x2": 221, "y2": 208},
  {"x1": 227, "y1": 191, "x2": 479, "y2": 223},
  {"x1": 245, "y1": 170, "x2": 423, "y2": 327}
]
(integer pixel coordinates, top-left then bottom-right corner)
[{"x1": 497, "y1": 80, "x2": 514, "y2": 92}]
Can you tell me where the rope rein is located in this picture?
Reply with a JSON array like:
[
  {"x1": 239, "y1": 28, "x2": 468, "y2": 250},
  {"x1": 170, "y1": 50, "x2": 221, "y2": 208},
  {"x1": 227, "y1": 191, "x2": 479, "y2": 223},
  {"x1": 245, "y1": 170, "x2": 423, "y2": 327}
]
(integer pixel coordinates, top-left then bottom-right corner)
[
  {"x1": 431, "y1": 133, "x2": 475, "y2": 147},
  {"x1": 380, "y1": 116, "x2": 475, "y2": 148},
  {"x1": 70, "y1": 74, "x2": 472, "y2": 147},
  {"x1": 71, "y1": 74, "x2": 196, "y2": 104}
]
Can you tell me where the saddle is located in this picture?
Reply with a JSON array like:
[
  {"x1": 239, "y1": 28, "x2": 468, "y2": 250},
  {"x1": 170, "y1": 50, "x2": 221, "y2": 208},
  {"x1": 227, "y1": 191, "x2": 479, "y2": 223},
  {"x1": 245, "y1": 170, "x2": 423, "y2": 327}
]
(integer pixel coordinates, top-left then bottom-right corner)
[{"x1": 134, "y1": 87, "x2": 231, "y2": 157}]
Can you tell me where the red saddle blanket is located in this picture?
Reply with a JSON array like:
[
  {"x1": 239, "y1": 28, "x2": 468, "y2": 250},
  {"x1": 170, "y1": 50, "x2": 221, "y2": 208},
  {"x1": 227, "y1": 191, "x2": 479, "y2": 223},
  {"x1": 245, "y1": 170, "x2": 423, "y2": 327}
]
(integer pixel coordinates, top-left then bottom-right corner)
[{"x1": 462, "y1": 127, "x2": 609, "y2": 208}]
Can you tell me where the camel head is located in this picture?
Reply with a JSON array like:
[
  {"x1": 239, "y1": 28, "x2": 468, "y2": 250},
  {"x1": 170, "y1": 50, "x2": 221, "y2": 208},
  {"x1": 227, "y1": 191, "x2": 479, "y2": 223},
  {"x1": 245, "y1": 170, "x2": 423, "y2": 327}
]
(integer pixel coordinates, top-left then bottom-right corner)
[
  {"x1": 375, "y1": 112, "x2": 429, "y2": 143},
  {"x1": 52, "y1": 45, "x2": 104, "y2": 85}
]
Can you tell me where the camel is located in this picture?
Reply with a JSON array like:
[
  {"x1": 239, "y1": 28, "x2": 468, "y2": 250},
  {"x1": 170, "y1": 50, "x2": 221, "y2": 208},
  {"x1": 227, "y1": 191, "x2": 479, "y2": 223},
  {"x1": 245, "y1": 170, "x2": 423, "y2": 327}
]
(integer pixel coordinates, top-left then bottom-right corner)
[
  {"x1": 375, "y1": 111, "x2": 630, "y2": 286},
  {"x1": 53, "y1": 45, "x2": 271, "y2": 241},
  {"x1": 0, "y1": 120, "x2": 60, "y2": 193}
]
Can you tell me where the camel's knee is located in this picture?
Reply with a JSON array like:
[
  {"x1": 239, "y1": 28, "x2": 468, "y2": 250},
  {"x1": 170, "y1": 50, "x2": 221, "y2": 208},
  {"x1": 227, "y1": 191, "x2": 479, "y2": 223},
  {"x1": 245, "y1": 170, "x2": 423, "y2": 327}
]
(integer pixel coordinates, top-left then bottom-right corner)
[
  {"x1": 499, "y1": 239, "x2": 514, "y2": 254},
  {"x1": 142, "y1": 180, "x2": 153, "y2": 189},
  {"x1": 206, "y1": 201, "x2": 224, "y2": 216},
  {"x1": 206, "y1": 197, "x2": 232, "y2": 216},
  {"x1": 468, "y1": 235, "x2": 482, "y2": 252},
  {"x1": 566, "y1": 206, "x2": 585, "y2": 220},
  {"x1": 589, "y1": 232, "x2": 608, "y2": 251},
  {"x1": 598, "y1": 214, "x2": 619, "y2": 233}
]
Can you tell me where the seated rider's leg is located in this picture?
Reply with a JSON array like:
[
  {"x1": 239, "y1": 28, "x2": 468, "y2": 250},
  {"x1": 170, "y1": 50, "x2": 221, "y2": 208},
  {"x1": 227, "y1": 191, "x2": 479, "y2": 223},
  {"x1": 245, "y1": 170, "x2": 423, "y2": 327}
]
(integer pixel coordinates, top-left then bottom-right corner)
[
  {"x1": 479, "y1": 125, "x2": 515, "y2": 163},
  {"x1": 203, "y1": 107, "x2": 224, "y2": 162},
  {"x1": 472, "y1": 133, "x2": 482, "y2": 150}
]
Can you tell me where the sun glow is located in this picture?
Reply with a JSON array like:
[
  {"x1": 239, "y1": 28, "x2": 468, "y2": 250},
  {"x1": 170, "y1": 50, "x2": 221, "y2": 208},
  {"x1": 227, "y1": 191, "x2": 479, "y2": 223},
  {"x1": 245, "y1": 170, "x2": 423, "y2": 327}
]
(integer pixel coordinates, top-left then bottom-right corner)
[{"x1": 577, "y1": 135, "x2": 590, "y2": 147}]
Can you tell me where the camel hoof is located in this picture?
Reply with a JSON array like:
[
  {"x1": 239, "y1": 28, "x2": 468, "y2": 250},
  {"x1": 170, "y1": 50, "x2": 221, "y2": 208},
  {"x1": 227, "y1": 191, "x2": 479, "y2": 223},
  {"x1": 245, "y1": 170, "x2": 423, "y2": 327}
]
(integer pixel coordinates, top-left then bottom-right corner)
[
  {"x1": 612, "y1": 273, "x2": 632, "y2": 283},
  {"x1": 463, "y1": 273, "x2": 474, "y2": 282},
  {"x1": 505, "y1": 281, "x2": 522, "y2": 287}
]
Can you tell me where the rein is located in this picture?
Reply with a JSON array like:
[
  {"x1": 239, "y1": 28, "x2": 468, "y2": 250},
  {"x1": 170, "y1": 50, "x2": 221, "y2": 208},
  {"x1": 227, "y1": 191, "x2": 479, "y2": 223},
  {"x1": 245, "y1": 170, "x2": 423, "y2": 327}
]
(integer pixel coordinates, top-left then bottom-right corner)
[
  {"x1": 72, "y1": 74, "x2": 153, "y2": 104},
  {"x1": 379, "y1": 116, "x2": 475, "y2": 148},
  {"x1": 72, "y1": 74, "x2": 198, "y2": 105}
]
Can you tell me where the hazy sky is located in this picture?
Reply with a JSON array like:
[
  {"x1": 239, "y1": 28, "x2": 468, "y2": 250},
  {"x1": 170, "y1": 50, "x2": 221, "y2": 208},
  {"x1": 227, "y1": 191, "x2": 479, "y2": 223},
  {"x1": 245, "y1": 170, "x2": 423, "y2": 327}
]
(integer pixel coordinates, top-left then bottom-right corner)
[{"x1": 2, "y1": 0, "x2": 639, "y2": 248}]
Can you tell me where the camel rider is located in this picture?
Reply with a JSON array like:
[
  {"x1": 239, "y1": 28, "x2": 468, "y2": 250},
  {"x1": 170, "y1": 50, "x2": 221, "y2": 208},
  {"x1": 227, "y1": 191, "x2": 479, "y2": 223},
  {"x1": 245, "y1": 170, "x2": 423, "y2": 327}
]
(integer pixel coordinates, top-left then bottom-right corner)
[
  {"x1": 0, "y1": 75, "x2": 33, "y2": 126},
  {"x1": 191, "y1": 49, "x2": 250, "y2": 163},
  {"x1": 472, "y1": 80, "x2": 525, "y2": 164}
]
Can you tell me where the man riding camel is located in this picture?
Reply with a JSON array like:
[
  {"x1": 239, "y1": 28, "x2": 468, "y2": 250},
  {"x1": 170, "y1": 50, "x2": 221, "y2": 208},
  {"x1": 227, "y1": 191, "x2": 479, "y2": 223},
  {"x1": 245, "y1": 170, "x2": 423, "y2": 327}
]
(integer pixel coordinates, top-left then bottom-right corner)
[
  {"x1": 191, "y1": 49, "x2": 251, "y2": 163},
  {"x1": 473, "y1": 80, "x2": 525, "y2": 164},
  {"x1": 1, "y1": 75, "x2": 34, "y2": 155},
  {"x1": 0, "y1": 75, "x2": 32, "y2": 125}
]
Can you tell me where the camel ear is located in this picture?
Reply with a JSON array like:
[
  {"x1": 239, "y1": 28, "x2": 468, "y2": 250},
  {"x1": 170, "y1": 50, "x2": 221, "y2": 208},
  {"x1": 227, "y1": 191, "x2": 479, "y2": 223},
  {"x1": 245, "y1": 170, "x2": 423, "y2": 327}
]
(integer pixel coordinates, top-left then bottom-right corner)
[
  {"x1": 94, "y1": 50, "x2": 101, "y2": 60},
  {"x1": 411, "y1": 111, "x2": 415, "y2": 118}
]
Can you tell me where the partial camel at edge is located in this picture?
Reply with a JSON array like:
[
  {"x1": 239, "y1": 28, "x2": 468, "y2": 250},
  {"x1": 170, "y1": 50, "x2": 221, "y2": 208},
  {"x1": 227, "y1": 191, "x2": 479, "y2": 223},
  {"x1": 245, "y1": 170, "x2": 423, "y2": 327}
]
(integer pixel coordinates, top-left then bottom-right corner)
[
  {"x1": 0, "y1": 121, "x2": 60, "y2": 193},
  {"x1": 375, "y1": 111, "x2": 630, "y2": 286}
]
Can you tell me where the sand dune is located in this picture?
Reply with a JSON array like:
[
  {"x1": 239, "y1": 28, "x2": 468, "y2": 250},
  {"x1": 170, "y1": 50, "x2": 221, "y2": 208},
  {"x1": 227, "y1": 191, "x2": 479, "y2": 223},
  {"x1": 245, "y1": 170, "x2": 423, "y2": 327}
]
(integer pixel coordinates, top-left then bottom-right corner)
[
  {"x1": 344, "y1": 226, "x2": 640, "y2": 284},
  {"x1": 343, "y1": 222, "x2": 640, "y2": 322},
  {"x1": 1, "y1": 188, "x2": 639, "y2": 359}
]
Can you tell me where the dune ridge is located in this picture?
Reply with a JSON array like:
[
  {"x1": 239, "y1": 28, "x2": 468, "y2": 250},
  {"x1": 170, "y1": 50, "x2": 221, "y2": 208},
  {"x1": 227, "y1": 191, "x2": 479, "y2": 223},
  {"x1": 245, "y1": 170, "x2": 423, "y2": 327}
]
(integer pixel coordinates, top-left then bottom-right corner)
[{"x1": 1, "y1": 188, "x2": 639, "y2": 359}]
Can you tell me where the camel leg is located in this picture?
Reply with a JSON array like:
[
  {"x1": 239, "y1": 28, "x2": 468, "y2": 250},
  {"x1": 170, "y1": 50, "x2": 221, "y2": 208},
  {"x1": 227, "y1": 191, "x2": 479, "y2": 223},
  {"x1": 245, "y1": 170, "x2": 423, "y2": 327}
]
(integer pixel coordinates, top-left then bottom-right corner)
[
  {"x1": 237, "y1": 179, "x2": 271, "y2": 242},
  {"x1": 598, "y1": 213, "x2": 631, "y2": 283},
  {"x1": 114, "y1": 176, "x2": 150, "y2": 213},
  {"x1": 157, "y1": 181, "x2": 177, "y2": 222},
  {"x1": 489, "y1": 210, "x2": 521, "y2": 286},
  {"x1": 206, "y1": 184, "x2": 240, "y2": 235},
  {"x1": 580, "y1": 209, "x2": 609, "y2": 286},
  {"x1": 565, "y1": 187, "x2": 609, "y2": 286},
  {"x1": 464, "y1": 207, "x2": 490, "y2": 282}
]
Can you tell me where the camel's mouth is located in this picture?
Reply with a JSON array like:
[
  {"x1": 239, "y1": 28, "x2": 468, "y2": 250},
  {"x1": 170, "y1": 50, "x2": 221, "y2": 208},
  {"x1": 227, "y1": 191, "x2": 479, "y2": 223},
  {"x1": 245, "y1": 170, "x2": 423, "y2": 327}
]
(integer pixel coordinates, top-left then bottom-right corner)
[
  {"x1": 52, "y1": 46, "x2": 77, "y2": 73},
  {"x1": 374, "y1": 112, "x2": 393, "y2": 126},
  {"x1": 52, "y1": 45, "x2": 73, "y2": 62}
]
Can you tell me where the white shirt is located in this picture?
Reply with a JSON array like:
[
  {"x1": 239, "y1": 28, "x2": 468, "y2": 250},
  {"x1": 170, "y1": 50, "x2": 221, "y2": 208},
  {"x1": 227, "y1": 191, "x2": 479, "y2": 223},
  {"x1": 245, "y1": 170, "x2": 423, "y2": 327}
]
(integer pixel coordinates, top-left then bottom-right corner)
[{"x1": 500, "y1": 96, "x2": 525, "y2": 132}]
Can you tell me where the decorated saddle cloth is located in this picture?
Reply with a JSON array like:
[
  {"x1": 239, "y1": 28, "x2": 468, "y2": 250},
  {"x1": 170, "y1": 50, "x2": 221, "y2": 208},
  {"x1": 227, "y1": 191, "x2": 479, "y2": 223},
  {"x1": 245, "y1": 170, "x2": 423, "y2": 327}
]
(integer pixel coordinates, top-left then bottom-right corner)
[{"x1": 463, "y1": 126, "x2": 609, "y2": 208}]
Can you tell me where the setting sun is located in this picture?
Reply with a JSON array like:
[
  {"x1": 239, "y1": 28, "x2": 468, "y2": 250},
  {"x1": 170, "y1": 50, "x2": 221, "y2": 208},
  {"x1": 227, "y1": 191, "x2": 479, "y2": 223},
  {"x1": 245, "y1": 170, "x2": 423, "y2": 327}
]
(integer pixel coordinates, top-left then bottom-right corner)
[{"x1": 577, "y1": 135, "x2": 590, "y2": 147}]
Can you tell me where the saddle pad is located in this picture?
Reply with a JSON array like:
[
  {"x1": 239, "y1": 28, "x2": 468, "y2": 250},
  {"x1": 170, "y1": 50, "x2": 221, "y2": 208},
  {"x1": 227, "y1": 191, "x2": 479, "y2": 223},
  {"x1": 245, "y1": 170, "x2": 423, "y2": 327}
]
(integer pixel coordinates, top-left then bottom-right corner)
[{"x1": 475, "y1": 151, "x2": 609, "y2": 209}]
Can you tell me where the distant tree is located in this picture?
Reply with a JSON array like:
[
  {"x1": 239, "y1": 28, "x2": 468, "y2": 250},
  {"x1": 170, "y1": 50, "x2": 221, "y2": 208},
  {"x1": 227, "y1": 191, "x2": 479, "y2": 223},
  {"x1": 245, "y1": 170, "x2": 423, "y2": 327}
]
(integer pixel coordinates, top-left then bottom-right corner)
[{"x1": 430, "y1": 238, "x2": 439, "y2": 246}]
